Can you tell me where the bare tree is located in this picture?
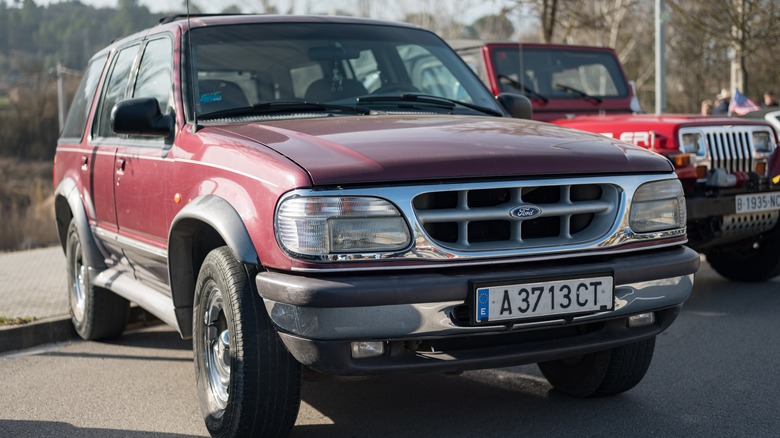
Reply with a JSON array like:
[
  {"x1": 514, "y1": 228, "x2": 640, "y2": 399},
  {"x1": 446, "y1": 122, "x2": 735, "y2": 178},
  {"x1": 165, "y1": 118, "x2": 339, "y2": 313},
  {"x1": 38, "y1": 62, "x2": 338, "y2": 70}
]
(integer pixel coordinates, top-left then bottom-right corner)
[
  {"x1": 668, "y1": 0, "x2": 780, "y2": 96},
  {"x1": 509, "y1": 1, "x2": 655, "y2": 108}
]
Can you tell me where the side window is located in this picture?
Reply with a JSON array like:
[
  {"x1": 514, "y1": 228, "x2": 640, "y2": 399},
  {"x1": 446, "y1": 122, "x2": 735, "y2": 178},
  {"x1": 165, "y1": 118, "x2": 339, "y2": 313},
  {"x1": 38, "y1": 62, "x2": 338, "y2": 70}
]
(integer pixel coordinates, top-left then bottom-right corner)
[
  {"x1": 61, "y1": 54, "x2": 108, "y2": 139},
  {"x1": 133, "y1": 37, "x2": 173, "y2": 113},
  {"x1": 94, "y1": 44, "x2": 138, "y2": 138}
]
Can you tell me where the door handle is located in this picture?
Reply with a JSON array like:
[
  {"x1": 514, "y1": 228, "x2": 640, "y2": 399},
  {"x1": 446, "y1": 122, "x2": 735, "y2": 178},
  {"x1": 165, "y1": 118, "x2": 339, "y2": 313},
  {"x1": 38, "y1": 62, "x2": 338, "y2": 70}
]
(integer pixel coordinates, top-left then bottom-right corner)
[
  {"x1": 81, "y1": 155, "x2": 89, "y2": 171},
  {"x1": 116, "y1": 158, "x2": 126, "y2": 174}
]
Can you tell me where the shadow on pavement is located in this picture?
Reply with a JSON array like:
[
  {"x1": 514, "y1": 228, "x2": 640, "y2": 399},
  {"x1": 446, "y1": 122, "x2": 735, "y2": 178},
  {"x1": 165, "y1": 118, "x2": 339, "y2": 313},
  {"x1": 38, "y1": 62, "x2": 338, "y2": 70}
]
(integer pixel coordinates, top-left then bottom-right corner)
[{"x1": 0, "y1": 420, "x2": 203, "y2": 437}]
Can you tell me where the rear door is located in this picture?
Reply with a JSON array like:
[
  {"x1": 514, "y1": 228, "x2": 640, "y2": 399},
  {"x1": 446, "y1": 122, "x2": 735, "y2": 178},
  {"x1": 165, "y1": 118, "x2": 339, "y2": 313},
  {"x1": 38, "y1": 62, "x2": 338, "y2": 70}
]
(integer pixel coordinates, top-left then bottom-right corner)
[{"x1": 89, "y1": 42, "x2": 140, "y2": 266}]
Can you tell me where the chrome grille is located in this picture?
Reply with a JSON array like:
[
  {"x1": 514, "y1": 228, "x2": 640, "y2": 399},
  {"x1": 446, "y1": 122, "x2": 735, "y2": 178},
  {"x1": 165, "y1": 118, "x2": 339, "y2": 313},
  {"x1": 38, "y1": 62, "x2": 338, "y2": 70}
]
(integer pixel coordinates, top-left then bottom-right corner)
[
  {"x1": 683, "y1": 125, "x2": 777, "y2": 174},
  {"x1": 412, "y1": 183, "x2": 619, "y2": 251},
  {"x1": 704, "y1": 130, "x2": 753, "y2": 173}
]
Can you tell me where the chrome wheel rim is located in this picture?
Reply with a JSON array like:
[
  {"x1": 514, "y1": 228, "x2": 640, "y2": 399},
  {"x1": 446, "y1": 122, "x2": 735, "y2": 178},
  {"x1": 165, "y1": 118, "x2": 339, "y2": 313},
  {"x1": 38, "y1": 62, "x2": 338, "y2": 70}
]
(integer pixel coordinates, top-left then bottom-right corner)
[
  {"x1": 70, "y1": 241, "x2": 87, "y2": 323},
  {"x1": 204, "y1": 285, "x2": 230, "y2": 410}
]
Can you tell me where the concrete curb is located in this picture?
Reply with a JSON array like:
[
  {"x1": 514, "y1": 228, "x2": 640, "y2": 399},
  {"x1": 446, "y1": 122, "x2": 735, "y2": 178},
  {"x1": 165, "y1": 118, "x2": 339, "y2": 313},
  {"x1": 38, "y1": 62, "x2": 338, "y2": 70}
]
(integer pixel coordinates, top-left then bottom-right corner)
[
  {"x1": 0, "y1": 317, "x2": 75, "y2": 353},
  {"x1": 0, "y1": 307, "x2": 162, "y2": 354}
]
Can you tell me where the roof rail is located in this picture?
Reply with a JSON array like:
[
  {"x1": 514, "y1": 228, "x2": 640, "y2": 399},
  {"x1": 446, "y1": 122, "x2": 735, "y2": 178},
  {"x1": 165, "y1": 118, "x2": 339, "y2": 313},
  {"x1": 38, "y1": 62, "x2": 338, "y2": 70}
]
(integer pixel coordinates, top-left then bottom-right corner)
[{"x1": 159, "y1": 13, "x2": 258, "y2": 25}]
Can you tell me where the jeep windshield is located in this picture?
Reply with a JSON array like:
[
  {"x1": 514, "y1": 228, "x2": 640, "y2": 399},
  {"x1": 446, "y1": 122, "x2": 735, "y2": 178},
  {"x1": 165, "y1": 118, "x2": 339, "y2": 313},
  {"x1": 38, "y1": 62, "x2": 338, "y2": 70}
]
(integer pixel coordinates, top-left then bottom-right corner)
[
  {"x1": 490, "y1": 47, "x2": 629, "y2": 100},
  {"x1": 189, "y1": 22, "x2": 503, "y2": 119}
]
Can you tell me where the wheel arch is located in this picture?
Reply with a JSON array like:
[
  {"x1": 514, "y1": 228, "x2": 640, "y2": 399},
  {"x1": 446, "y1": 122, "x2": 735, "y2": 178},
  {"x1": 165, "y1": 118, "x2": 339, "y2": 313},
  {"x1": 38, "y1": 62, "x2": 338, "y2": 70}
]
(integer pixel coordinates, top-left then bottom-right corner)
[
  {"x1": 54, "y1": 177, "x2": 107, "y2": 270},
  {"x1": 168, "y1": 195, "x2": 260, "y2": 339}
]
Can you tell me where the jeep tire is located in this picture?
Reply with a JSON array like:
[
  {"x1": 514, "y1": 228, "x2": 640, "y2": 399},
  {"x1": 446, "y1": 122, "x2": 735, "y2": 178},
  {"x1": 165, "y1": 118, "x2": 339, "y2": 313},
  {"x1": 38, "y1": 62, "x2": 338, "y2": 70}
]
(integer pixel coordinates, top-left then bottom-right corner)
[
  {"x1": 66, "y1": 220, "x2": 129, "y2": 340},
  {"x1": 537, "y1": 337, "x2": 655, "y2": 398},
  {"x1": 193, "y1": 246, "x2": 301, "y2": 437},
  {"x1": 706, "y1": 233, "x2": 780, "y2": 282}
]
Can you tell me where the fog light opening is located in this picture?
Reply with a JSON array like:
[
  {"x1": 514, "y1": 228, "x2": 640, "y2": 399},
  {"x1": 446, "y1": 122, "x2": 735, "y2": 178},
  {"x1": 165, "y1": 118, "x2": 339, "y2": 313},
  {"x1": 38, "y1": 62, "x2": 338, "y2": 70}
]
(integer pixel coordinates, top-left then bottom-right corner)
[
  {"x1": 627, "y1": 312, "x2": 655, "y2": 328},
  {"x1": 351, "y1": 341, "x2": 385, "y2": 359}
]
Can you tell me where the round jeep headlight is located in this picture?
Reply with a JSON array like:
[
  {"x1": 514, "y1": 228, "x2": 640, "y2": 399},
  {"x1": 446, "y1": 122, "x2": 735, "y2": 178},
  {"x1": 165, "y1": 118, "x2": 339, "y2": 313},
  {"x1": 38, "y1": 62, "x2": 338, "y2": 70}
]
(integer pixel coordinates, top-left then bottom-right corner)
[
  {"x1": 681, "y1": 133, "x2": 704, "y2": 156},
  {"x1": 276, "y1": 196, "x2": 411, "y2": 256},
  {"x1": 630, "y1": 179, "x2": 686, "y2": 233}
]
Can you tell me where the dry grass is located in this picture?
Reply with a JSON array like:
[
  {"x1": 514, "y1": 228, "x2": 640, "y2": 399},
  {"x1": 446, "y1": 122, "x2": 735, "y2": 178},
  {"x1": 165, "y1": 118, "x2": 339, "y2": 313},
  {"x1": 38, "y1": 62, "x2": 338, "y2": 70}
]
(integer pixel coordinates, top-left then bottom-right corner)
[
  {"x1": 0, "y1": 158, "x2": 59, "y2": 252},
  {"x1": 0, "y1": 315, "x2": 37, "y2": 326}
]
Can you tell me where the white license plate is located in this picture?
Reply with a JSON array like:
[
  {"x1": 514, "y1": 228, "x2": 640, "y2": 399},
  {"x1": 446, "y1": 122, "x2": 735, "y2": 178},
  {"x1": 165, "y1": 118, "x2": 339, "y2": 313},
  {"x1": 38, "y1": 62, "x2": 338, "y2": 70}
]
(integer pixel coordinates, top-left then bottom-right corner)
[
  {"x1": 474, "y1": 275, "x2": 614, "y2": 324},
  {"x1": 735, "y1": 193, "x2": 780, "y2": 213}
]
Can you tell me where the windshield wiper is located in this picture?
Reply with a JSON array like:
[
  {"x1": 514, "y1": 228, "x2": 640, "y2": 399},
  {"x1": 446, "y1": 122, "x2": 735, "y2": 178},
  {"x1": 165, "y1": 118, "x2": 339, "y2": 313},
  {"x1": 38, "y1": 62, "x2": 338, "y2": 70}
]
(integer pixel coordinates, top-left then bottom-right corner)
[
  {"x1": 554, "y1": 84, "x2": 603, "y2": 105},
  {"x1": 357, "y1": 93, "x2": 503, "y2": 117},
  {"x1": 199, "y1": 101, "x2": 371, "y2": 119},
  {"x1": 497, "y1": 74, "x2": 549, "y2": 104}
]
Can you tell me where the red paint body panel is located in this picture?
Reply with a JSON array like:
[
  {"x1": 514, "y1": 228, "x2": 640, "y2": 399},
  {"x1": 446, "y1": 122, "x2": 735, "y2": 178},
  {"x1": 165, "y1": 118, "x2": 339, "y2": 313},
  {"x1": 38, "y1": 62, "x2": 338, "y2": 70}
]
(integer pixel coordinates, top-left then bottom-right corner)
[
  {"x1": 219, "y1": 115, "x2": 671, "y2": 186},
  {"x1": 553, "y1": 114, "x2": 768, "y2": 155}
]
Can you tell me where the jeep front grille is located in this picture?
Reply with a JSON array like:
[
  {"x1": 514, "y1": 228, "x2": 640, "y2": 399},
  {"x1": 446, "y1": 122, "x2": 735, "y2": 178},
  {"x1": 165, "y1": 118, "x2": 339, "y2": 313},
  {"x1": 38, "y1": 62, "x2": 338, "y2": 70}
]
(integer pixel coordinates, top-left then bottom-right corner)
[
  {"x1": 704, "y1": 130, "x2": 754, "y2": 173},
  {"x1": 412, "y1": 183, "x2": 619, "y2": 251},
  {"x1": 682, "y1": 126, "x2": 776, "y2": 174}
]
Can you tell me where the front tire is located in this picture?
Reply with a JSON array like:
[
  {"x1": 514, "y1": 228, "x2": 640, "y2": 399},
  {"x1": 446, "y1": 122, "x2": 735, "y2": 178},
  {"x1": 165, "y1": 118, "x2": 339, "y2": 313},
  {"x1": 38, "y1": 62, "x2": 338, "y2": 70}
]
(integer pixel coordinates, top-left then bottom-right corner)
[
  {"x1": 193, "y1": 246, "x2": 301, "y2": 438},
  {"x1": 66, "y1": 220, "x2": 129, "y2": 340},
  {"x1": 706, "y1": 233, "x2": 780, "y2": 282},
  {"x1": 537, "y1": 337, "x2": 655, "y2": 398}
]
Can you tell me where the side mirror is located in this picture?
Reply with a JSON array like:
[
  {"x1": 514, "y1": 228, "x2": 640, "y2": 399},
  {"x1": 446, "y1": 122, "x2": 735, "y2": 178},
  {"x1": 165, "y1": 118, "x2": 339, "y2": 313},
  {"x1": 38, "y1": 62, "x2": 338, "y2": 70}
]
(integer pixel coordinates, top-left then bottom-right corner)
[
  {"x1": 111, "y1": 97, "x2": 174, "y2": 137},
  {"x1": 497, "y1": 93, "x2": 533, "y2": 120}
]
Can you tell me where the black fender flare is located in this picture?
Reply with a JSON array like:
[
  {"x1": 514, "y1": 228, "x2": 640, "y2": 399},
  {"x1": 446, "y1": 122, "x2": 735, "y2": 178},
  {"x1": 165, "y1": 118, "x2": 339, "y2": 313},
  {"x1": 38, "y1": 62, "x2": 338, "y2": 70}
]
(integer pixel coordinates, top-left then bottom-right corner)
[
  {"x1": 54, "y1": 177, "x2": 107, "y2": 271},
  {"x1": 167, "y1": 195, "x2": 260, "y2": 338}
]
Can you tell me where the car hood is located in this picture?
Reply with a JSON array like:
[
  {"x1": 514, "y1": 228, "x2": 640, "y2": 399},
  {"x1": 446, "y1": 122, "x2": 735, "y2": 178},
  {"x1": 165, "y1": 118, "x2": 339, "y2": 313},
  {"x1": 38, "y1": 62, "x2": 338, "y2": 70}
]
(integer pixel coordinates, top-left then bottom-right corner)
[
  {"x1": 210, "y1": 115, "x2": 672, "y2": 186},
  {"x1": 555, "y1": 113, "x2": 768, "y2": 127}
]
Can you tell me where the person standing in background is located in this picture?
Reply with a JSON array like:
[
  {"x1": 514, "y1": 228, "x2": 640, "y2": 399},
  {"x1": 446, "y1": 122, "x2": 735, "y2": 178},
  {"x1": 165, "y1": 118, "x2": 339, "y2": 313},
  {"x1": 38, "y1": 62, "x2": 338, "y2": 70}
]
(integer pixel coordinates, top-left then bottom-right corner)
[
  {"x1": 713, "y1": 89, "x2": 730, "y2": 114},
  {"x1": 700, "y1": 99, "x2": 713, "y2": 115},
  {"x1": 762, "y1": 91, "x2": 778, "y2": 107}
]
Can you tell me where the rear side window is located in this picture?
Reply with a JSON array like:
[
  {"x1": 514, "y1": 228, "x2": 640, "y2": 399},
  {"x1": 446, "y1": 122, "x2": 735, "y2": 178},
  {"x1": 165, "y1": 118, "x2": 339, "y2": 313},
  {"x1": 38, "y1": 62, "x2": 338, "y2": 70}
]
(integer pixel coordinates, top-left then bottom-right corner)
[
  {"x1": 61, "y1": 54, "x2": 107, "y2": 140},
  {"x1": 93, "y1": 44, "x2": 139, "y2": 138}
]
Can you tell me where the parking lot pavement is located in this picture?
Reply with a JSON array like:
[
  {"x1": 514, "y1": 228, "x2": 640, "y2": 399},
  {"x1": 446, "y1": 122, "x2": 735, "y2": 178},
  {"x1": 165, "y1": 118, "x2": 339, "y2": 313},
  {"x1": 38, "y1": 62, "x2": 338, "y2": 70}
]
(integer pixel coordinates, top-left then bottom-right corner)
[
  {"x1": 0, "y1": 246, "x2": 72, "y2": 352},
  {"x1": 0, "y1": 246, "x2": 68, "y2": 320}
]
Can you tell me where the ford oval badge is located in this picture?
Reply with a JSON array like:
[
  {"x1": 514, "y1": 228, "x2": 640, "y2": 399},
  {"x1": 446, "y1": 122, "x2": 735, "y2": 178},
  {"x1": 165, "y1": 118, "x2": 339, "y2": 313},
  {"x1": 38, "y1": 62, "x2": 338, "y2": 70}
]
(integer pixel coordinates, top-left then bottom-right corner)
[{"x1": 509, "y1": 205, "x2": 543, "y2": 220}]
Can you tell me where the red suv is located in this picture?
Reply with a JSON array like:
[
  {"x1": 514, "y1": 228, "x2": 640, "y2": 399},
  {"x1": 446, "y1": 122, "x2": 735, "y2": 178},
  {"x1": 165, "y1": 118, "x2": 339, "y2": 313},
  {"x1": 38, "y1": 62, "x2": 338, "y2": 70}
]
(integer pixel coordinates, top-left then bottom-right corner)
[{"x1": 55, "y1": 15, "x2": 698, "y2": 437}]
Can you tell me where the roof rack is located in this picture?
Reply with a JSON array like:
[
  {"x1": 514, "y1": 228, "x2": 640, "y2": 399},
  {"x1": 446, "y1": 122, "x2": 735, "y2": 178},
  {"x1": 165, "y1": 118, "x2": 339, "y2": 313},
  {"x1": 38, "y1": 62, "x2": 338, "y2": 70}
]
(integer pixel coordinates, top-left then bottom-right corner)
[{"x1": 159, "y1": 13, "x2": 259, "y2": 25}]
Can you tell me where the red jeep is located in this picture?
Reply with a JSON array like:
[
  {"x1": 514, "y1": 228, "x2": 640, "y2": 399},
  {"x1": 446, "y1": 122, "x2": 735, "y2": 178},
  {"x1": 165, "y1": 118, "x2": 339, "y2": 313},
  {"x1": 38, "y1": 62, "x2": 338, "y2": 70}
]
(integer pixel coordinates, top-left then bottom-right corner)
[
  {"x1": 55, "y1": 17, "x2": 698, "y2": 436},
  {"x1": 456, "y1": 41, "x2": 780, "y2": 282}
]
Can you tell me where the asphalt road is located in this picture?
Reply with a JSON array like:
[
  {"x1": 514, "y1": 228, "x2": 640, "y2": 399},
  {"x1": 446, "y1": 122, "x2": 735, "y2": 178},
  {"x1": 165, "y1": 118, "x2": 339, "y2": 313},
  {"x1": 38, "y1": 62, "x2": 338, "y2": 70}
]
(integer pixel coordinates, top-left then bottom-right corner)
[{"x1": 1, "y1": 261, "x2": 779, "y2": 437}]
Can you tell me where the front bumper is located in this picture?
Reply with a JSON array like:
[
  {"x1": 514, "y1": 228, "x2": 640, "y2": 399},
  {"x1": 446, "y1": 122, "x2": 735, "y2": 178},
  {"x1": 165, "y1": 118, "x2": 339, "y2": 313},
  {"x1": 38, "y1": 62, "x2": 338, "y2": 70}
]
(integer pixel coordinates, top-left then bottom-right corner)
[
  {"x1": 685, "y1": 191, "x2": 780, "y2": 250},
  {"x1": 256, "y1": 246, "x2": 699, "y2": 375}
]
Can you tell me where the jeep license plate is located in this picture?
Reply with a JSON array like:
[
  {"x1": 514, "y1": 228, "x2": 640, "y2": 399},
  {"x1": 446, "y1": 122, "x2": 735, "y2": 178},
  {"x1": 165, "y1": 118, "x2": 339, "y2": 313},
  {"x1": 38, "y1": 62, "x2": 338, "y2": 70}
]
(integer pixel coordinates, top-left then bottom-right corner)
[
  {"x1": 735, "y1": 193, "x2": 780, "y2": 214},
  {"x1": 473, "y1": 275, "x2": 614, "y2": 324}
]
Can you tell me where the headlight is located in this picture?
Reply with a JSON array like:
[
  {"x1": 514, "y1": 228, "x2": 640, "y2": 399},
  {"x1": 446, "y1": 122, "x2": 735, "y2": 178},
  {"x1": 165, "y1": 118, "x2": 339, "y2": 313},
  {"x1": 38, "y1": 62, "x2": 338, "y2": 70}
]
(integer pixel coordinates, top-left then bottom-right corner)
[
  {"x1": 629, "y1": 179, "x2": 686, "y2": 233},
  {"x1": 753, "y1": 131, "x2": 773, "y2": 152},
  {"x1": 276, "y1": 196, "x2": 411, "y2": 256},
  {"x1": 681, "y1": 133, "x2": 704, "y2": 155}
]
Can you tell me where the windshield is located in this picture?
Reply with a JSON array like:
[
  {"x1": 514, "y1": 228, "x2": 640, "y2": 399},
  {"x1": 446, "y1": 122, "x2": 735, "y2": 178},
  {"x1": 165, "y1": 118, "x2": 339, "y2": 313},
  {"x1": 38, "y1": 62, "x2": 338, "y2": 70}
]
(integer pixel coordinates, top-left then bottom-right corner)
[
  {"x1": 491, "y1": 47, "x2": 629, "y2": 99},
  {"x1": 188, "y1": 22, "x2": 501, "y2": 119}
]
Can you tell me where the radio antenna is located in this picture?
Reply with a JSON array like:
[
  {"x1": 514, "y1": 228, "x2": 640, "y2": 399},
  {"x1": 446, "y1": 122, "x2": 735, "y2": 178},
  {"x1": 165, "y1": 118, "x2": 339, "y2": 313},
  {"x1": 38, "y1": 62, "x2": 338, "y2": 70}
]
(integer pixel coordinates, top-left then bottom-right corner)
[{"x1": 186, "y1": 0, "x2": 199, "y2": 132}]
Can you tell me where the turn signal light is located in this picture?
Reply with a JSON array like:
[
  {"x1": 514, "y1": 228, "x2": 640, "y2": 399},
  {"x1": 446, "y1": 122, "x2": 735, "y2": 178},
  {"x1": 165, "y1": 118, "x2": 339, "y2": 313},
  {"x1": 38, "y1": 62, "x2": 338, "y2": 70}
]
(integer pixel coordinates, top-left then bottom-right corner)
[
  {"x1": 695, "y1": 165, "x2": 708, "y2": 179},
  {"x1": 671, "y1": 154, "x2": 692, "y2": 168},
  {"x1": 756, "y1": 162, "x2": 767, "y2": 176}
]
